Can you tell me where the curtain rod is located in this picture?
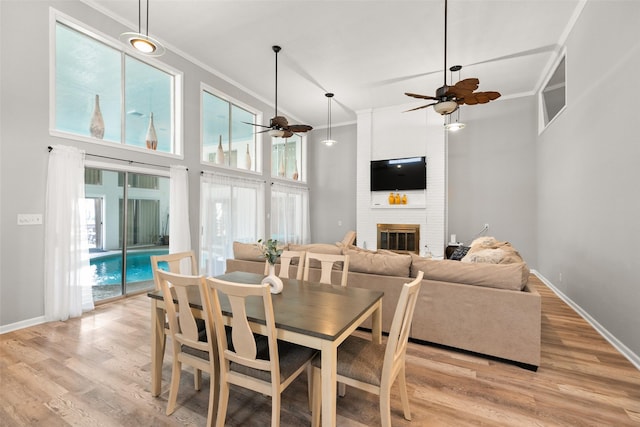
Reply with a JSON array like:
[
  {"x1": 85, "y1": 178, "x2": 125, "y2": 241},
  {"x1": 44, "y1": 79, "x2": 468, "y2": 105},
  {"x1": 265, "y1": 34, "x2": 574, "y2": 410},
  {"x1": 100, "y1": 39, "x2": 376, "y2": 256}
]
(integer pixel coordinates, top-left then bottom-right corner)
[{"x1": 47, "y1": 146, "x2": 186, "y2": 170}]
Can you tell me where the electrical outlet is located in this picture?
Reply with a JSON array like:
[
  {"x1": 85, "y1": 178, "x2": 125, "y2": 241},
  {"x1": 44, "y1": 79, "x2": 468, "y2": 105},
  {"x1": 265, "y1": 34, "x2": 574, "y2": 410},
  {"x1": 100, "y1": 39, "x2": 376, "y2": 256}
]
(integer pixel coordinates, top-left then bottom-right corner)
[
  {"x1": 17, "y1": 213, "x2": 43, "y2": 225},
  {"x1": 483, "y1": 223, "x2": 489, "y2": 230}
]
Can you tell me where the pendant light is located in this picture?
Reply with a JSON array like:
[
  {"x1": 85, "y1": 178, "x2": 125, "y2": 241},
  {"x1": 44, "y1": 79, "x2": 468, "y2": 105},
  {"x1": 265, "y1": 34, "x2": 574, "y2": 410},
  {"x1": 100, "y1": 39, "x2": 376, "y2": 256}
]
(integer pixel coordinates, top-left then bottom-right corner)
[
  {"x1": 120, "y1": 0, "x2": 165, "y2": 56},
  {"x1": 322, "y1": 93, "x2": 337, "y2": 146}
]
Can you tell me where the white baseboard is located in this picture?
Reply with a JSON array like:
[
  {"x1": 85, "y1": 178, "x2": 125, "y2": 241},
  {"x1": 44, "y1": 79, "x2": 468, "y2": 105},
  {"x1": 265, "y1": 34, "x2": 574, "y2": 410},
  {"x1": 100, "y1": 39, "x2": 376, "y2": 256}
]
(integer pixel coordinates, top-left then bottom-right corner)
[
  {"x1": 532, "y1": 269, "x2": 640, "y2": 371},
  {"x1": 0, "y1": 316, "x2": 47, "y2": 335}
]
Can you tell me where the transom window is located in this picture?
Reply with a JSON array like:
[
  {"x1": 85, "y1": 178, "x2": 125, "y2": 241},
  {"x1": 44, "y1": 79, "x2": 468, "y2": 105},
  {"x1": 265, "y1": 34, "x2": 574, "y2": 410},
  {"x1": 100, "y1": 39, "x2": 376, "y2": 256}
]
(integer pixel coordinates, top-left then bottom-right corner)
[
  {"x1": 272, "y1": 135, "x2": 305, "y2": 182},
  {"x1": 202, "y1": 86, "x2": 259, "y2": 172},
  {"x1": 52, "y1": 15, "x2": 181, "y2": 155}
]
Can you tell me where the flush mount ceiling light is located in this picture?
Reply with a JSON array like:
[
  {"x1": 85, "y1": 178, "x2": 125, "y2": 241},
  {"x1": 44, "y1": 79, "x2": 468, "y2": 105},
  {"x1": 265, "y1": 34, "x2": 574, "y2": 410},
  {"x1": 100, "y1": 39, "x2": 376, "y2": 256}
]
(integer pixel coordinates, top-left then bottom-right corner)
[
  {"x1": 322, "y1": 93, "x2": 337, "y2": 146},
  {"x1": 120, "y1": 0, "x2": 165, "y2": 56}
]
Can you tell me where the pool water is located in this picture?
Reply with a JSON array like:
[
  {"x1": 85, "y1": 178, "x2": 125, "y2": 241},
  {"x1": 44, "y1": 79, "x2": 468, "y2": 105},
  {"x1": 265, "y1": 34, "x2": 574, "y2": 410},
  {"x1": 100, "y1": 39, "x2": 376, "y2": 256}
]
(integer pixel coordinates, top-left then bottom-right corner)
[{"x1": 90, "y1": 249, "x2": 169, "y2": 285}]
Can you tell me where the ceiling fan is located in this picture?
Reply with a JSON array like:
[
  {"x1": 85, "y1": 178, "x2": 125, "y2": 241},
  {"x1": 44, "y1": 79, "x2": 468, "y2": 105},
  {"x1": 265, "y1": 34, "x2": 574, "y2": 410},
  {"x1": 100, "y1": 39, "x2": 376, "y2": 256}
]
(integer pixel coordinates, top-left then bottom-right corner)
[
  {"x1": 245, "y1": 45, "x2": 313, "y2": 138},
  {"x1": 405, "y1": 0, "x2": 500, "y2": 115}
]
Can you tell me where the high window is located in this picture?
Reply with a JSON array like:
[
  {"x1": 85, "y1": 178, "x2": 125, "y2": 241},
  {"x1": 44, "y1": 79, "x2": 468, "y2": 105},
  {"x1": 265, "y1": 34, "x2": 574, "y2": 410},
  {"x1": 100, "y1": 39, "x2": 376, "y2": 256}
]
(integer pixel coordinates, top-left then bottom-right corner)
[
  {"x1": 271, "y1": 135, "x2": 305, "y2": 182},
  {"x1": 539, "y1": 51, "x2": 567, "y2": 133},
  {"x1": 202, "y1": 86, "x2": 259, "y2": 172},
  {"x1": 52, "y1": 15, "x2": 182, "y2": 155}
]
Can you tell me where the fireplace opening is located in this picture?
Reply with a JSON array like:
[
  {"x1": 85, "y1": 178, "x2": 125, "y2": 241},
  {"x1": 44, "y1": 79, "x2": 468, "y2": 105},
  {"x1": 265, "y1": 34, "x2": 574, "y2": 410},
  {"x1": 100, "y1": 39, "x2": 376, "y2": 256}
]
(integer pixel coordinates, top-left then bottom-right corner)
[{"x1": 377, "y1": 224, "x2": 420, "y2": 254}]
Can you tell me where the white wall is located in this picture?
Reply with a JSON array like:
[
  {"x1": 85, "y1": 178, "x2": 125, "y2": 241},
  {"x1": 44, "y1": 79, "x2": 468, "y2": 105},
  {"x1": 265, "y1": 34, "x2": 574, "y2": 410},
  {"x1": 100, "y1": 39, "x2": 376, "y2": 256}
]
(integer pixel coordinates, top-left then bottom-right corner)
[{"x1": 536, "y1": 0, "x2": 640, "y2": 361}]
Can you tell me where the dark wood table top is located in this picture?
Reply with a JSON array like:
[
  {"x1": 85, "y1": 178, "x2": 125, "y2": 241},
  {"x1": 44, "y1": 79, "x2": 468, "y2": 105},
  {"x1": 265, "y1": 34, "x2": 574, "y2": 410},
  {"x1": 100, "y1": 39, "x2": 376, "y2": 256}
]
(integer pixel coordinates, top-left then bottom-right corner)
[{"x1": 148, "y1": 271, "x2": 384, "y2": 341}]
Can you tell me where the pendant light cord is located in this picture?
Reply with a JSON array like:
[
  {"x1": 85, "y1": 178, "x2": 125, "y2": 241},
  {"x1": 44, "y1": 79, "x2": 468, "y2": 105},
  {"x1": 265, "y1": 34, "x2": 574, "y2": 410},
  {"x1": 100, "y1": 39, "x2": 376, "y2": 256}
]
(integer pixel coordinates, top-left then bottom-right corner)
[
  {"x1": 145, "y1": 0, "x2": 150, "y2": 37},
  {"x1": 444, "y1": 0, "x2": 448, "y2": 86}
]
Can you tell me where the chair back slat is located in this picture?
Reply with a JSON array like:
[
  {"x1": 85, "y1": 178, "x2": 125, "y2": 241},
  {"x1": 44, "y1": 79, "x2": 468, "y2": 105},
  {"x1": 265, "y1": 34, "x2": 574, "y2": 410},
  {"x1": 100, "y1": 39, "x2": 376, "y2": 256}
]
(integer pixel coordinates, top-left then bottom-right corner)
[
  {"x1": 263, "y1": 250, "x2": 306, "y2": 280},
  {"x1": 151, "y1": 251, "x2": 198, "y2": 291},
  {"x1": 303, "y1": 252, "x2": 350, "y2": 287}
]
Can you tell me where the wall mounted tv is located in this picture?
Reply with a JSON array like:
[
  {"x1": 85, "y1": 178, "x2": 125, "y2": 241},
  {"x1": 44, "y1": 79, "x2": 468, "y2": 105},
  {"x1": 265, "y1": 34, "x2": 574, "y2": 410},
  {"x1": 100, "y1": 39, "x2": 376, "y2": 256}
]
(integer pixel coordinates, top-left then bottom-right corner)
[{"x1": 370, "y1": 156, "x2": 426, "y2": 191}]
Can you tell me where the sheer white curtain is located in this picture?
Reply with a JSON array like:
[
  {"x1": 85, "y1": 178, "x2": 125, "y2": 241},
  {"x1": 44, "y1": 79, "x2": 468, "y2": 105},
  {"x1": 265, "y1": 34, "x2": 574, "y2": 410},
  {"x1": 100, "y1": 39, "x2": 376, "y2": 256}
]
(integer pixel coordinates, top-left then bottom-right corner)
[
  {"x1": 271, "y1": 182, "x2": 310, "y2": 245},
  {"x1": 169, "y1": 166, "x2": 192, "y2": 271},
  {"x1": 200, "y1": 172, "x2": 265, "y2": 276},
  {"x1": 44, "y1": 145, "x2": 94, "y2": 321}
]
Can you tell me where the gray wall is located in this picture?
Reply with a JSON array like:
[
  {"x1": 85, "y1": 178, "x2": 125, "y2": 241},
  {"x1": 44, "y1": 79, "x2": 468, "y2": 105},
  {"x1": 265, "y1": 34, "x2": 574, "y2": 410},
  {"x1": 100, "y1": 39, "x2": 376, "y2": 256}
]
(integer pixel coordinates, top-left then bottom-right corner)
[
  {"x1": 536, "y1": 0, "x2": 640, "y2": 357},
  {"x1": 448, "y1": 96, "x2": 538, "y2": 265},
  {"x1": 308, "y1": 123, "x2": 357, "y2": 244}
]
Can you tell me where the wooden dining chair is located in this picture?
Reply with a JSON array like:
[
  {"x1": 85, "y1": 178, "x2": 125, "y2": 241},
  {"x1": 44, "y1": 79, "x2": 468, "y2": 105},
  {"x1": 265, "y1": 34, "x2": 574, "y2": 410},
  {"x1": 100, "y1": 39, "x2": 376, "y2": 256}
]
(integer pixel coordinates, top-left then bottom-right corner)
[
  {"x1": 203, "y1": 277, "x2": 317, "y2": 427},
  {"x1": 263, "y1": 250, "x2": 306, "y2": 280},
  {"x1": 311, "y1": 271, "x2": 424, "y2": 427},
  {"x1": 156, "y1": 270, "x2": 218, "y2": 427},
  {"x1": 303, "y1": 252, "x2": 350, "y2": 287},
  {"x1": 150, "y1": 251, "x2": 203, "y2": 387}
]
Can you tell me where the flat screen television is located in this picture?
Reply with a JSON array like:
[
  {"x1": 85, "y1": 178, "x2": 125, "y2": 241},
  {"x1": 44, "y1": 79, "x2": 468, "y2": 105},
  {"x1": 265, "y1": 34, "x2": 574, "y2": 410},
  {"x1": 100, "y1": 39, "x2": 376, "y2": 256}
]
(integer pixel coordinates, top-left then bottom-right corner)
[{"x1": 370, "y1": 156, "x2": 426, "y2": 191}]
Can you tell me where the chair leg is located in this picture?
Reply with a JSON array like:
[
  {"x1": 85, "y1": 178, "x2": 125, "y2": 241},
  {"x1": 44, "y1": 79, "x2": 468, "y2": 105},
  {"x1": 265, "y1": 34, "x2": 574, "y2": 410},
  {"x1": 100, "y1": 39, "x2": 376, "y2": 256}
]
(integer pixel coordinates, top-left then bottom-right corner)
[
  {"x1": 271, "y1": 392, "x2": 281, "y2": 427},
  {"x1": 311, "y1": 367, "x2": 322, "y2": 427},
  {"x1": 398, "y1": 365, "x2": 412, "y2": 420},
  {"x1": 306, "y1": 365, "x2": 313, "y2": 411},
  {"x1": 216, "y1": 381, "x2": 229, "y2": 427},
  {"x1": 338, "y1": 381, "x2": 346, "y2": 397},
  {"x1": 166, "y1": 360, "x2": 182, "y2": 415},
  {"x1": 380, "y1": 385, "x2": 392, "y2": 427},
  {"x1": 194, "y1": 368, "x2": 202, "y2": 390}
]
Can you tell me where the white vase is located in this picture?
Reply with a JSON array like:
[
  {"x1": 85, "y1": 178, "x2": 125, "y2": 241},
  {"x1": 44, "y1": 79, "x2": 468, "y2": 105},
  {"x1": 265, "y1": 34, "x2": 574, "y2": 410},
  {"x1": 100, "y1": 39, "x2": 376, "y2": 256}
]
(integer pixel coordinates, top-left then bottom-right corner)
[
  {"x1": 145, "y1": 112, "x2": 158, "y2": 150},
  {"x1": 262, "y1": 263, "x2": 284, "y2": 294},
  {"x1": 216, "y1": 135, "x2": 225, "y2": 165},
  {"x1": 292, "y1": 163, "x2": 299, "y2": 181},
  {"x1": 90, "y1": 94, "x2": 105, "y2": 139}
]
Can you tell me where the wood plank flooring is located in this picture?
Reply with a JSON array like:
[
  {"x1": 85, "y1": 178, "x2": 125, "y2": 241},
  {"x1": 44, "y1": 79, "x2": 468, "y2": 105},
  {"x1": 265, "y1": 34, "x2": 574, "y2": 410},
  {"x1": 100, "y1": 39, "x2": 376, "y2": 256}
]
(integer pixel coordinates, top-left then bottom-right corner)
[{"x1": 1, "y1": 275, "x2": 639, "y2": 426}]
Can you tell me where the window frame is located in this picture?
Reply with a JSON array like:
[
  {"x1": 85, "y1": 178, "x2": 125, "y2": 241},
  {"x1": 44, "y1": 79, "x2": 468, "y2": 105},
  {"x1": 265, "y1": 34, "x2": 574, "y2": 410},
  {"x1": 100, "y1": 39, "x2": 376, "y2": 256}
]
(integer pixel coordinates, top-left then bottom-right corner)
[
  {"x1": 538, "y1": 48, "x2": 567, "y2": 134},
  {"x1": 200, "y1": 83, "x2": 263, "y2": 174},
  {"x1": 49, "y1": 8, "x2": 184, "y2": 158}
]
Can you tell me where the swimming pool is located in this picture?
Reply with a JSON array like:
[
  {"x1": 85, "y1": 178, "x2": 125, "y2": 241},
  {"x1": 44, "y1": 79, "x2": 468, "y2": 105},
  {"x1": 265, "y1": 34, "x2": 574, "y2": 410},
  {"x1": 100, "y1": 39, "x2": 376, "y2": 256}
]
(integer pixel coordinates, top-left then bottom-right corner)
[{"x1": 90, "y1": 249, "x2": 169, "y2": 286}]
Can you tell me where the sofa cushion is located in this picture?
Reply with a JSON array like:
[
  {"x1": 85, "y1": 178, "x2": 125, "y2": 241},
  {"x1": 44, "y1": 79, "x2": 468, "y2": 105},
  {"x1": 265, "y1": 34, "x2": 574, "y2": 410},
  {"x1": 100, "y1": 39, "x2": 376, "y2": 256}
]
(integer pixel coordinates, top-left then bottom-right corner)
[
  {"x1": 289, "y1": 243, "x2": 343, "y2": 269},
  {"x1": 410, "y1": 255, "x2": 529, "y2": 291},
  {"x1": 233, "y1": 241, "x2": 289, "y2": 263},
  {"x1": 344, "y1": 247, "x2": 411, "y2": 277}
]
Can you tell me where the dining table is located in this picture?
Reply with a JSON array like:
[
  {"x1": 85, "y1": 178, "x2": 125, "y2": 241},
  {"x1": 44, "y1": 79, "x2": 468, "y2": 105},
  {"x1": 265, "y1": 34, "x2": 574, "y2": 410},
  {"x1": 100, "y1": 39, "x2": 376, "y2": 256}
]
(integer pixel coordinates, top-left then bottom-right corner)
[{"x1": 148, "y1": 270, "x2": 384, "y2": 427}]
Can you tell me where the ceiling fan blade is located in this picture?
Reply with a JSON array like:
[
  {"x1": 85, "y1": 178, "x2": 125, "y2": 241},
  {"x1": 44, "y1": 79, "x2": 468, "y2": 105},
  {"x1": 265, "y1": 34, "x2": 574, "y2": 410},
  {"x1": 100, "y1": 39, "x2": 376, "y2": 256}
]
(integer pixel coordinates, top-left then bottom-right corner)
[
  {"x1": 405, "y1": 92, "x2": 438, "y2": 101},
  {"x1": 404, "y1": 102, "x2": 437, "y2": 112},
  {"x1": 460, "y1": 91, "x2": 501, "y2": 105},
  {"x1": 282, "y1": 130, "x2": 294, "y2": 138},
  {"x1": 242, "y1": 121, "x2": 270, "y2": 128},
  {"x1": 453, "y1": 78, "x2": 479, "y2": 91},
  {"x1": 287, "y1": 124, "x2": 313, "y2": 133}
]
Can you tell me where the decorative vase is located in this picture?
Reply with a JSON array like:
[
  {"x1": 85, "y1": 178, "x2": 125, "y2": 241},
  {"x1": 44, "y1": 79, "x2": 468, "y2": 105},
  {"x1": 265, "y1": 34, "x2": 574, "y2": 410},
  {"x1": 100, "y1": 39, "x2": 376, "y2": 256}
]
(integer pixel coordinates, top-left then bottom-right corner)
[
  {"x1": 245, "y1": 144, "x2": 252, "y2": 170},
  {"x1": 395, "y1": 193, "x2": 401, "y2": 204},
  {"x1": 388, "y1": 192, "x2": 395, "y2": 205},
  {"x1": 402, "y1": 194, "x2": 407, "y2": 204},
  {"x1": 90, "y1": 94, "x2": 105, "y2": 139},
  {"x1": 216, "y1": 135, "x2": 224, "y2": 165},
  {"x1": 145, "y1": 112, "x2": 158, "y2": 150},
  {"x1": 292, "y1": 163, "x2": 299, "y2": 180},
  {"x1": 262, "y1": 263, "x2": 284, "y2": 294},
  {"x1": 278, "y1": 150, "x2": 286, "y2": 177}
]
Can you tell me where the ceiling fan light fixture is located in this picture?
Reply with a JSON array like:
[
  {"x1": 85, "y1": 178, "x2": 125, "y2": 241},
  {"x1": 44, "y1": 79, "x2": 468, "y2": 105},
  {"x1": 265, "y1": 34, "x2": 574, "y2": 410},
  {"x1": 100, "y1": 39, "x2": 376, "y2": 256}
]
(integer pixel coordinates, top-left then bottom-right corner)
[
  {"x1": 433, "y1": 100, "x2": 458, "y2": 115},
  {"x1": 268, "y1": 129, "x2": 286, "y2": 138},
  {"x1": 119, "y1": 0, "x2": 165, "y2": 57},
  {"x1": 322, "y1": 93, "x2": 337, "y2": 147},
  {"x1": 445, "y1": 121, "x2": 465, "y2": 131}
]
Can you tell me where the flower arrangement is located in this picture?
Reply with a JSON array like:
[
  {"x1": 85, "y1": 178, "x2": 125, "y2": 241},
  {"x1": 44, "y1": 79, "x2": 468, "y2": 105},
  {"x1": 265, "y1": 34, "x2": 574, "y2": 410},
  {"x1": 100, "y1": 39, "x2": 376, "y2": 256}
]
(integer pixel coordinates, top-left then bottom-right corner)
[{"x1": 257, "y1": 238, "x2": 283, "y2": 265}]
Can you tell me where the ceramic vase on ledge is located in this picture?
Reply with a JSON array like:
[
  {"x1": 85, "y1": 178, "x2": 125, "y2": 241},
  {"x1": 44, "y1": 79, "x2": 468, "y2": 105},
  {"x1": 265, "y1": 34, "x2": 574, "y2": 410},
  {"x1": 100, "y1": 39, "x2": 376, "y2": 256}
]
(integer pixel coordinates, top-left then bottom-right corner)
[
  {"x1": 90, "y1": 94, "x2": 105, "y2": 139},
  {"x1": 145, "y1": 112, "x2": 158, "y2": 150},
  {"x1": 262, "y1": 263, "x2": 283, "y2": 294}
]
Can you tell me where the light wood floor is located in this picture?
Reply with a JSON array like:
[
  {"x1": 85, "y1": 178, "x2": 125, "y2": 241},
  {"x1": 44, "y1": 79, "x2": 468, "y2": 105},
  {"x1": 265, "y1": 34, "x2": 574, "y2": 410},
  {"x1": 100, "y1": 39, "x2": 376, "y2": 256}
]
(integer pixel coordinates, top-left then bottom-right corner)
[{"x1": 1, "y1": 275, "x2": 639, "y2": 426}]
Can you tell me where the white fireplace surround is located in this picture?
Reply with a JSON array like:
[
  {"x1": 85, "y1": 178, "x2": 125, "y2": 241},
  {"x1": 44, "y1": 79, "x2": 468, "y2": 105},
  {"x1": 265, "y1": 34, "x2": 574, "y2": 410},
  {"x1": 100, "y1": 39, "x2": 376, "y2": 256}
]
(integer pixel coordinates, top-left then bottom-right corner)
[{"x1": 356, "y1": 105, "x2": 446, "y2": 258}]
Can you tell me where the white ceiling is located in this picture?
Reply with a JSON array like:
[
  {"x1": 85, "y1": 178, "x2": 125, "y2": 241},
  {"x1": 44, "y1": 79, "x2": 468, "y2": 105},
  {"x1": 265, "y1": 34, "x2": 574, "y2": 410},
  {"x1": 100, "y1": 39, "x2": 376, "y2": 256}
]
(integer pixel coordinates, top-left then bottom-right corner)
[{"x1": 86, "y1": 0, "x2": 582, "y2": 128}]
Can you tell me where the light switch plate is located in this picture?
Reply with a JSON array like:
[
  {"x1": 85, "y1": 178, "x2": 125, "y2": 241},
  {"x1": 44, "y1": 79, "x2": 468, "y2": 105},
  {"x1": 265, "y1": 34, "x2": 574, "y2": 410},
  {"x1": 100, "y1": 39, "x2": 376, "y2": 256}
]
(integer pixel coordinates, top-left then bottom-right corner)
[{"x1": 17, "y1": 214, "x2": 43, "y2": 225}]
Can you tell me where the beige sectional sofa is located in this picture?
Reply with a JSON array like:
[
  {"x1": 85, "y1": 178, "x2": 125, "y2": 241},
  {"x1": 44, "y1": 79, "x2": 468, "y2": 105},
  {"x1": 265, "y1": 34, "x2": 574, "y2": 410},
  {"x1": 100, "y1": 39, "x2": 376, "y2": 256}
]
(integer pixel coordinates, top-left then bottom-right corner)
[{"x1": 226, "y1": 236, "x2": 541, "y2": 369}]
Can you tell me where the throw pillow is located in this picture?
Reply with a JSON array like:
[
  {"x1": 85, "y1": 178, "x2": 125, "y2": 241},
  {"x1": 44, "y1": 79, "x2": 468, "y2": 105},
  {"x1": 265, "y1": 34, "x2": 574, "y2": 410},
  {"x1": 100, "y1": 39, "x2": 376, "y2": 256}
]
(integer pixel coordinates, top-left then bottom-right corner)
[{"x1": 449, "y1": 245, "x2": 470, "y2": 261}]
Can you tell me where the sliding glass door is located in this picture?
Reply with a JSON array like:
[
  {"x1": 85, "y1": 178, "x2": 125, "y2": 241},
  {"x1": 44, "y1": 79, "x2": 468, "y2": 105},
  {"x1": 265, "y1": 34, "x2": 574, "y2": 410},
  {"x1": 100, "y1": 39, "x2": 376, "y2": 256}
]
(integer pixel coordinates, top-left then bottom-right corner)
[{"x1": 84, "y1": 167, "x2": 169, "y2": 302}]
